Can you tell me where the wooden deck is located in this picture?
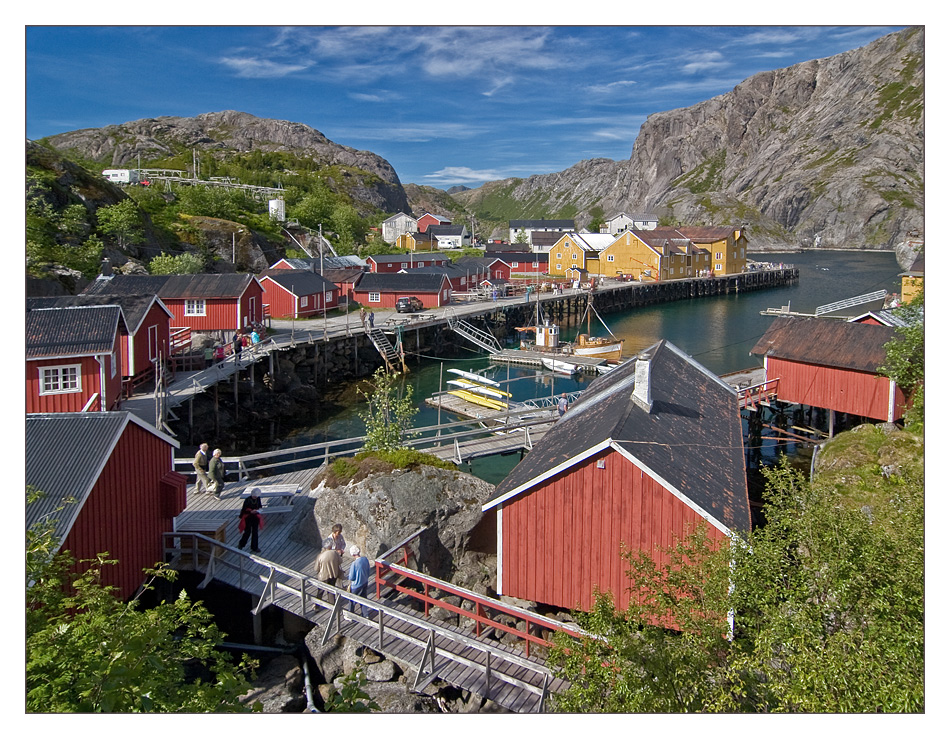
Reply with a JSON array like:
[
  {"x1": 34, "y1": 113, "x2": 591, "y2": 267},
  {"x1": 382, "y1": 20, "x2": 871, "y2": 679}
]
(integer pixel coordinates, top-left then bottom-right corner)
[{"x1": 169, "y1": 465, "x2": 571, "y2": 712}]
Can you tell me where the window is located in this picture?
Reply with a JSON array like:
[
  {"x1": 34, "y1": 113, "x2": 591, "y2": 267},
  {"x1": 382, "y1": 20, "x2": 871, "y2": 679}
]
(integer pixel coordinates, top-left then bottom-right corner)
[
  {"x1": 148, "y1": 324, "x2": 158, "y2": 361},
  {"x1": 556, "y1": 263, "x2": 562, "y2": 270},
  {"x1": 111, "y1": 351, "x2": 117, "y2": 378},
  {"x1": 301, "y1": 295, "x2": 309, "y2": 307},
  {"x1": 184, "y1": 299, "x2": 206, "y2": 316},
  {"x1": 369, "y1": 292, "x2": 381, "y2": 303},
  {"x1": 715, "y1": 264, "x2": 723, "y2": 272},
  {"x1": 325, "y1": 291, "x2": 333, "y2": 305},
  {"x1": 556, "y1": 253, "x2": 562, "y2": 259},
  {"x1": 401, "y1": 263, "x2": 408, "y2": 269},
  {"x1": 607, "y1": 255, "x2": 615, "y2": 262},
  {"x1": 715, "y1": 252, "x2": 723, "y2": 260},
  {"x1": 40, "y1": 364, "x2": 81, "y2": 395},
  {"x1": 511, "y1": 262, "x2": 519, "y2": 268}
]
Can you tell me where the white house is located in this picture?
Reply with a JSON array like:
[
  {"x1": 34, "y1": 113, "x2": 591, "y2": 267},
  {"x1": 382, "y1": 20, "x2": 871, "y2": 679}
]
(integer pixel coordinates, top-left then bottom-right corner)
[
  {"x1": 601, "y1": 212, "x2": 659, "y2": 235},
  {"x1": 382, "y1": 212, "x2": 419, "y2": 244}
]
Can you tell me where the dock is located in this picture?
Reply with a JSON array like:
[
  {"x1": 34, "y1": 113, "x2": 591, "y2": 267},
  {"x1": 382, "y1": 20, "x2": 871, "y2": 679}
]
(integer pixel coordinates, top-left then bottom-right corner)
[{"x1": 489, "y1": 349, "x2": 605, "y2": 372}]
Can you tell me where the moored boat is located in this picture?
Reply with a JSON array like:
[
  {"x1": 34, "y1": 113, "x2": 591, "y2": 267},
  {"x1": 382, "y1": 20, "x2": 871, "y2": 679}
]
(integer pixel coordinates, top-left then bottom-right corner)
[{"x1": 541, "y1": 356, "x2": 581, "y2": 375}]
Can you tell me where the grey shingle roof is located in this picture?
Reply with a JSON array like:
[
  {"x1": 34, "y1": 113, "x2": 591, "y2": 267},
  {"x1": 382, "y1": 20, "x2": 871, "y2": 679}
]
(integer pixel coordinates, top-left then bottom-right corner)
[
  {"x1": 27, "y1": 294, "x2": 169, "y2": 334},
  {"x1": 25, "y1": 412, "x2": 178, "y2": 548},
  {"x1": 260, "y1": 270, "x2": 337, "y2": 294},
  {"x1": 485, "y1": 341, "x2": 751, "y2": 534},
  {"x1": 84, "y1": 273, "x2": 258, "y2": 299},
  {"x1": 26, "y1": 305, "x2": 125, "y2": 359},
  {"x1": 354, "y1": 272, "x2": 449, "y2": 293},
  {"x1": 368, "y1": 253, "x2": 447, "y2": 266}
]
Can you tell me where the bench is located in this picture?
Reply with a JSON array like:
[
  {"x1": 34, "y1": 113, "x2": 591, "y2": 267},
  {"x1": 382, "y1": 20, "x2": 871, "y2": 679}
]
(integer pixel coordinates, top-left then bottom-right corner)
[{"x1": 240, "y1": 483, "x2": 301, "y2": 514}]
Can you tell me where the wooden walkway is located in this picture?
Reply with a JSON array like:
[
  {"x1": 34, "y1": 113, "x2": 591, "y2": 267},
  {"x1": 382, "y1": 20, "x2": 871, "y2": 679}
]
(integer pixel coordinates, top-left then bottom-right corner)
[{"x1": 169, "y1": 467, "x2": 573, "y2": 712}]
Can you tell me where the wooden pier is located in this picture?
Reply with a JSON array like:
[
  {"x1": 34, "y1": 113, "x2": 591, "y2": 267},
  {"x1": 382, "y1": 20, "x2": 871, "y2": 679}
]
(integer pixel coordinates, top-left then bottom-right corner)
[
  {"x1": 489, "y1": 348, "x2": 605, "y2": 372},
  {"x1": 167, "y1": 468, "x2": 580, "y2": 712}
]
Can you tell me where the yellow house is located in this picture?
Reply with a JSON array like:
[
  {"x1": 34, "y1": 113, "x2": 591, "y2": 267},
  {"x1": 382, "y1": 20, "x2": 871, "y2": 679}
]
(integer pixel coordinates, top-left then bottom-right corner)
[
  {"x1": 546, "y1": 233, "x2": 614, "y2": 277},
  {"x1": 600, "y1": 229, "x2": 677, "y2": 281},
  {"x1": 676, "y1": 226, "x2": 747, "y2": 276},
  {"x1": 395, "y1": 232, "x2": 436, "y2": 252},
  {"x1": 900, "y1": 254, "x2": 923, "y2": 303}
]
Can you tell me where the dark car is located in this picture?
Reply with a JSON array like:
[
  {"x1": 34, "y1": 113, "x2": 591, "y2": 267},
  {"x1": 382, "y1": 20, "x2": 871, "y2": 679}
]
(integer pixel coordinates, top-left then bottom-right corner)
[{"x1": 396, "y1": 296, "x2": 424, "y2": 313}]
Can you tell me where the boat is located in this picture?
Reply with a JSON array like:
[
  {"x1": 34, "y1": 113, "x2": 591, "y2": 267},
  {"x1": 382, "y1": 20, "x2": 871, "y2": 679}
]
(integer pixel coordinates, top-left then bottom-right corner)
[
  {"x1": 515, "y1": 293, "x2": 624, "y2": 362},
  {"x1": 447, "y1": 379, "x2": 511, "y2": 399},
  {"x1": 447, "y1": 389, "x2": 509, "y2": 411},
  {"x1": 447, "y1": 368, "x2": 502, "y2": 387},
  {"x1": 541, "y1": 356, "x2": 581, "y2": 376}
]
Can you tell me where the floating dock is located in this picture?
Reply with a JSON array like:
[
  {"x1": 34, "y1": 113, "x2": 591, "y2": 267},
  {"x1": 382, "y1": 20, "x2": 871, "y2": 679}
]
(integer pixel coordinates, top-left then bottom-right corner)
[{"x1": 489, "y1": 349, "x2": 605, "y2": 373}]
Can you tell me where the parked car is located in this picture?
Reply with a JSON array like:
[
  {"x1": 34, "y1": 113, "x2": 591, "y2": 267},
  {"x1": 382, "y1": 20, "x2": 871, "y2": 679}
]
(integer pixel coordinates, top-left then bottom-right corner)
[{"x1": 396, "y1": 296, "x2": 424, "y2": 313}]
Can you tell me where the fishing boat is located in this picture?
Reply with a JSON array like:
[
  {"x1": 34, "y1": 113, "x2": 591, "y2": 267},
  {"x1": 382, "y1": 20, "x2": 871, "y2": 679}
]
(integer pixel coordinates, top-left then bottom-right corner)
[
  {"x1": 541, "y1": 356, "x2": 581, "y2": 376},
  {"x1": 515, "y1": 292, "x2": 624, "y2": 361}
]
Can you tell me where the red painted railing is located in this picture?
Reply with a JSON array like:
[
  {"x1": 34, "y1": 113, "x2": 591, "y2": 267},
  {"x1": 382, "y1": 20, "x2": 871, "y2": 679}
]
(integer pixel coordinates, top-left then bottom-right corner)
[
  {"x1": 170, "y1": 326, "x2": 192, "y2": 354},
  {"x1": 738, "y1": 378, "x2": 779, "y2": 410},
  {"x1": 374, "y1": 529, "x2": 587, "y2": 658}
]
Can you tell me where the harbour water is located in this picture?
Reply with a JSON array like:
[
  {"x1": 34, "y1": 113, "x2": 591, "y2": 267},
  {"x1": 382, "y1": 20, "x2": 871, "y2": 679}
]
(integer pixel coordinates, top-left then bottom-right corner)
[{"x1": 275, "y1": 250, "x2": 904, "y2": 485}]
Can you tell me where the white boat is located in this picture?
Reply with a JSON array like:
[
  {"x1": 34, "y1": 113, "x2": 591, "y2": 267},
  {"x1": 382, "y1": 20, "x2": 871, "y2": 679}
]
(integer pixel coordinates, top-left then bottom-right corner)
[
  {"x1": 447, "y1": 379, "x2": 511, "y2": 399},
  {"x1": 447, "y1": 368, "x2": 501, "y2": 387},
  {"x1": 541, "y1": 357, "x2": 580, "y2": 375}
]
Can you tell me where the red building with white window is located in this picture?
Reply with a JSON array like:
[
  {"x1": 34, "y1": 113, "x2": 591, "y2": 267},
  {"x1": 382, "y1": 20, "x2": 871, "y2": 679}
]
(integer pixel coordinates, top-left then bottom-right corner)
[
  {"x1": 352, "y1": 272, "x2": 452, "y2": 309},
  {"x1": 751, "y1": 316, "x2": 909, "y2": 423},
  {"x1": 27, "y1": 304, "x2": 126, "y2": 413},
  {"x1": 259, "y1": 270, "x2": 339, "y2": 319},
  {"x1": 416, "y1": 213, "x2": 451, "y2": 233},
  {"x1": 84, "y1": 273, "x2": 264, "y2": 334},
  {"x1": 483, "y1": 341, "x2": 751, "y2": 616},
  {"x1": 26, "y1": 412, "x2": 187, "y2": 600}
]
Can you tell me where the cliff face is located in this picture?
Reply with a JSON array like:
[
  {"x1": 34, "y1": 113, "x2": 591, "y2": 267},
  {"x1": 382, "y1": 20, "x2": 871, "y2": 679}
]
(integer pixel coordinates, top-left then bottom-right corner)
[
  {"x1": 44, "y1": 110, "x2": 411, "y2": 216},
  {"x1": 457, "y1": 27, "x2": 923, "y2": 250}
]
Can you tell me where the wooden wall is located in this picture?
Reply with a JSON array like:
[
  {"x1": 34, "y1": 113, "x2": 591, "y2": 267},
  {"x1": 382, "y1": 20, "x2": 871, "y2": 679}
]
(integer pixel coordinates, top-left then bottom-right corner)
[{"x1": 499, "y1": 449, "x2": 726, "y2": 612}]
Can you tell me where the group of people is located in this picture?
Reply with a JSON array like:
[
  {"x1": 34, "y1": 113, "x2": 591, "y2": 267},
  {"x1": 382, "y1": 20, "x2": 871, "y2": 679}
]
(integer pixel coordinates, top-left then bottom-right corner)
[
  {"x1": 315, "y1": 524, "x2": 374, "y2": 616},
  {"x1": 358, "y1": 307, "x2": 375, "y2": 329},
  {"x1": 193, "y1": 442, "x2": 227, "y2": 497},
  {"x1": 201, "y1": 328, "x2": 262, "y2": 369}
]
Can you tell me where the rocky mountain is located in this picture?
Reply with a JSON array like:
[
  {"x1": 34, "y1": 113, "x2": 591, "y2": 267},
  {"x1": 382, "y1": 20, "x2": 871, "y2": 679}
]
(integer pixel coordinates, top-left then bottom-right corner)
[
  {"x1": 455, "y1": 27, "x2": 923, "y2": 251},
  {"x1": 42, "y1": 110, "x2": 411, "y2": 217}
]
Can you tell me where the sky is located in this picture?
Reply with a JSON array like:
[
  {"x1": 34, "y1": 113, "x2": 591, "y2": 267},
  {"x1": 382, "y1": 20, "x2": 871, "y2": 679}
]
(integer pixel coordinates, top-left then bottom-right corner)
[{"x1": 24, "y1": 20, "x2": 911, "y2": 190}]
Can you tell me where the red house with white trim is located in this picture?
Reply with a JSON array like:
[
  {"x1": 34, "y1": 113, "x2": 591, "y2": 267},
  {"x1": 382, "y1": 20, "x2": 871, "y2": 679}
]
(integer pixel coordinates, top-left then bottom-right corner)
[
  {"x1": 751, "y1": 317, "x2": 908, "y2": 424},
  {"x1": 483, "y1": 341, "x2": 751, "y2": 614},
  {"x1": 84, "y1": 273, "x2": 264, "y2": 334},
  {"x1": 28, "y1": 294, "x2": 174, "y2": 392},
  {"x1": 491, "y1": 252, "x2": 548, "y2": 276},
  {"x1": 26, "y1": 412, "x2": 187, "y2": 600},
  {"x1": 352, "y1": 272, "x2": 452, "y2": 310},
  {"x1": 416, "y1": 213, "x2": 451, "y2": 233},
  {"x1": 27, "y1": 304, "x2": 126, "y2": 413},
  {"x1": 259, "y1": 270, "x2": 339, "y2": 319}
]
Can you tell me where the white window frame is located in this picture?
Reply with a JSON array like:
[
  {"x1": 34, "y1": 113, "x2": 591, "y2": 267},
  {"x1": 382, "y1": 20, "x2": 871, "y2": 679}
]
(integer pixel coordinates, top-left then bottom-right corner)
[
  {"x1": 716, "y1": 263, "x2": 723, "y2": 272},
  {"x1": 301, "y1": 295, "x2": 309, "y2": 307},
  {"x1": 148, "y1": 324, "x2": 158, "y2": 361},
  {"x1": 368, "y1": 292, "x2": 381, "y2": 303},
  {"x1": 111, "y1": 351, "x2": 117, "y2": 378},
  {"x1": 606, "y1": 254, "x2": 615, "y2": 262},
  {"x1": 40, "y1": 364, "x2": 81, "y2": 395},
  {"x1": 325, "y1": 291, "x2": 333, "y2": 305},
  {"x1": 556, "y1": 263, "x2": 562, "y2": 270},
  {"x1": 511, "y1": 262, "x2": 519, "y2": 268},
  {"x1": 184, "y1": 299, "x2": 206, "y2": 316},
  {"x1": 715, "y1": 252, "x2": 723, "y2": 260},
  {"x1": 401, "y1": 262, "x2": 408, "y2": 269}
]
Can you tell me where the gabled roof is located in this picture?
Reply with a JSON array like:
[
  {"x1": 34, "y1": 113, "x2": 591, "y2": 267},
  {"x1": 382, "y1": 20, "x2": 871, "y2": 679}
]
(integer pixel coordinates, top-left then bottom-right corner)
[
  {"x1": 382, "y1": 212, "x2": 417, "y2": 224},
  {"x1": 399, "y1": 264, "x2": 469, "y2": 279},
  {"x1": 489, "y1": 251, "x2": 548, "y2": 263},
  {"x1": 367, "y1": 252, "x2": 448, "y2": 266},
  {"x1": 483, "y1": 341, "x2": 750, "y2": 535},
  {"x1": 608, "y1": 212, "x2": 658, "y2": 222},
  {"x1": 84, "y1": 273, "x2": 261, "y2": 299},
  {"x1": 848, "y1": 310, "x2": 910, "y2": 328},
  {"x1": 750, "y1": 316, "x2": 896, "y2": 373},
  {"x1": 322, "y1": 267, "x2": 366, "y2": 284},
  {"x1": 454, "y1": 256, "x2": 508, "y2": 269},
  {"x1": 354, "y1": 272, "x2": 450, "y2": 294},
  {"x1": 259, "y1": 270, "x2": 337, "y2": 294},
  {"x1": 675, "y1": 226, "x2": 740, "y2": 242},
  {"x1": 900, "y1": 254, "x2": 924, "y2": 276},
  {"x1": 426, "y1": 224, "x2": 468, "y2": 236},
  {"x1": 27, "y1": 293, "x2": 172, "y2": 335},
  {"x1": 418, "y1": 213, "x2": 450, "y2": 222},
  {"x1": 277, "y1": 256, "x2": 366, "y2": 270},
  {"x1": 27, "y1": 305, "x2": 127, "y2": 360},
  {"x1": 553, "y1": 232, "x2": 615, "y2": 252},
  {"x1": 26, "y1": 412, "x2": 179, "y2": 549}
]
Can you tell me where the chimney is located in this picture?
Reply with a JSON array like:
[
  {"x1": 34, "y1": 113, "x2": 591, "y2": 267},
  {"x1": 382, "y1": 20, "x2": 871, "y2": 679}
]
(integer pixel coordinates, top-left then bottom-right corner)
[
  {"x1": 631, "y1": 353, "x2": 653, "y2": 412},
  {"x1": 99, "y1": 258, "x2": 113, "y2": 278}
]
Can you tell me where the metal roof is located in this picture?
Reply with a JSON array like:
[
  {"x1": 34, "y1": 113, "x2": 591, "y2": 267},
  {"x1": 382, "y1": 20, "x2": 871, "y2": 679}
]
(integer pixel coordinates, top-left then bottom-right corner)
[
  {"x1": 354, "y1": 272, "x2": 450, "y2": 293},
  {"x1": 84, "y1": 273, "x2": 258, "y2": 299},
  {"x1": 368, "y1": 252, "x2": 447, "y2": 265},
  {"x1": 27, "y1": 293, "x2": 171, "y2": 335},
  {"x1": 750, "y1": 316, "x2": 896, "y2": 373},
  {"x1": 26, "y1": 304, "x2": 125, "y2": 359},
  {"x1": 260, "y1": 270, "x2": 337, "y2": 294},
  {"x1": 25, "y1": 412, "x2": 179, "y2": 548},
  {"x1": 484, "y1": 341, "x2": 751, "y2": 534}
]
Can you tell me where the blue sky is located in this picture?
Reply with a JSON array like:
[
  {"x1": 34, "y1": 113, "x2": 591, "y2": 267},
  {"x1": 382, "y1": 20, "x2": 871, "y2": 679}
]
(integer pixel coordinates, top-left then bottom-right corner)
[{"x1": 26, "y1": 23, "x2": 909, "y2": 190}]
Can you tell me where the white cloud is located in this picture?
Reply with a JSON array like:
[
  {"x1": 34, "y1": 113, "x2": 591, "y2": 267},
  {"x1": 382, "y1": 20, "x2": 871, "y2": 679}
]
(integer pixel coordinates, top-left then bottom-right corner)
[
  {"x1": 422, "y1": 166, "x2": 510, "y2": 185},
  {"x1": 218, "y1": 56, "x2": 309, "y2": 79},
  {"x1": 681, "y1": 51, "x2": 730, "y2": 75},
  {"x1": 587, "y1": 79, "x2": 638, "y2": 94}
]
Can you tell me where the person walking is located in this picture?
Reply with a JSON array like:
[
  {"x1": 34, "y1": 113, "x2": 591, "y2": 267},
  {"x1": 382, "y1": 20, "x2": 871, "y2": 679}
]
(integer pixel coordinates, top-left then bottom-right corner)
[
  {"x1": 347, "y1": 545, "x2": 373, "y2": 617},
  {"x1": 250, "y1": 329, "x2": 260, "y2": 345},
  {"x1": 368, "y1": 311, "x2": 375, "y2": 328},
  {"x1": 214, "y1": 342, "x2": 226, "y2": 364},
  {"x1": 203, "y1": 344, "x2": 214, "y2": 369},
  {"x1": 557, "y1": 393, "x2": 568, "y2": 417},
  {"x1": 232, "y1": 332, "x2": 242, "y2": 362},
  {"x1": 237, "y1": 488, "x2": 263, "y2": 553},
  {"x1": 193, "y1": 442, "x2": 211, "y2": 494},
  {"x1": 359, "y1": 306, "x2": 367, "y2": 329},
  {"x1": 208, "y1": 448, "x2": 226, "y2": 497}
]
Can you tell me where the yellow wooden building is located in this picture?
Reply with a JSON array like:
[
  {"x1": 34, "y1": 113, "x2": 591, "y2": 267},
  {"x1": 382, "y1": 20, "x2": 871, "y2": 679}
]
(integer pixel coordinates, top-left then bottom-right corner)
[
  {"x1": 900, "y1": 254, "x2": 923, "y2": 304},
  {"x1": 394, "y1": 232, "x2": 437, "y2": 253},
  {"x1": 545, "y1": 233, "x2": 614, "y2": 277},
  {"x1": 676, "y1": 227, "x2": 747, "y2": 276}
]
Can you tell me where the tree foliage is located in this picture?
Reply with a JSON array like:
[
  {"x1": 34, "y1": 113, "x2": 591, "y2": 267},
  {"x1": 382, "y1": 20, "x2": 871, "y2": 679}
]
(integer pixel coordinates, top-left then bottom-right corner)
[
  {"x1": 149, "y1": 251, "x2": 206, "y2": 275},
  {"x1": 96, "y1": 198, "x2": 145, "y2": 250},
  {"x1": 548, "y1": 458, "x2": 924, "y2": 713},
  {"x1": 26, "y1": 489, "x2": 258, "y2": 713},
  {"x1": 322, "y1": 666, "x2": 380, "y2": 712},
  {"x1": 880, "y1": 287, "x2": 923, "y2": 428},
  {"x1": 358, "y1": 367, "x2": 419, "y2": 453}
]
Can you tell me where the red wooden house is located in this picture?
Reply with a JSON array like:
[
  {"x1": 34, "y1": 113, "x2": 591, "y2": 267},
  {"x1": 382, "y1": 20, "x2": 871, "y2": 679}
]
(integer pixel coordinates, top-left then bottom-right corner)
[
  {"x1": 490, "y1": 252, "x2": 548, "y2": 276},
  {"x1": 416, "y1": 213, "x2": 451, "y2": 233},
  {"x1": 455, "y1": 256, "x2": 511, "y2": 282},
  {"x1": 28, "y1": 294, "x2": 174, "y2": 391},
  {"x1": 751, "y1": 317, "x2": 908, "y2": 424},
  {"x1": 323, "y1": 267, "x2": 365, "y2": 303},
  {"x1": 352, "y1": 272, "x2": 452, "y2": 309},
  {"x1": 482, "y1": 340, "x2": 751, "y2": 614},
  {"x1": 84, "y1": 273, "x2": 264, "y2": 334},
  {"x1": 26, "y1": 412, "x2": 187, "y2": 600},
  {"x1": 259, "y1": 269, "x2": 339, "y2": 319},
  {"x1": 27, "y1": 304, "x2": 126, "y2": 413},
  {"x1": 366, "y1": 253, "x2": 450, "y2": 273},
  {"x1": 400, "y1": 264, "x2": 473, "y2": 292}
]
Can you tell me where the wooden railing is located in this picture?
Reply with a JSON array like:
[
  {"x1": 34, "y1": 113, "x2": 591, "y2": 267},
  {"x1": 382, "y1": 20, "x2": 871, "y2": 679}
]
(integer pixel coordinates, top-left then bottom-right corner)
[
  {"x1": 170, "y1": 326, "x2": 192, "y2": 354},
  {"x1": 738, "y1": 378, "x2": 780, "y2": 410},
  {"x1": 374, "y1": 527, "x2": 588, "y2": 658}
]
